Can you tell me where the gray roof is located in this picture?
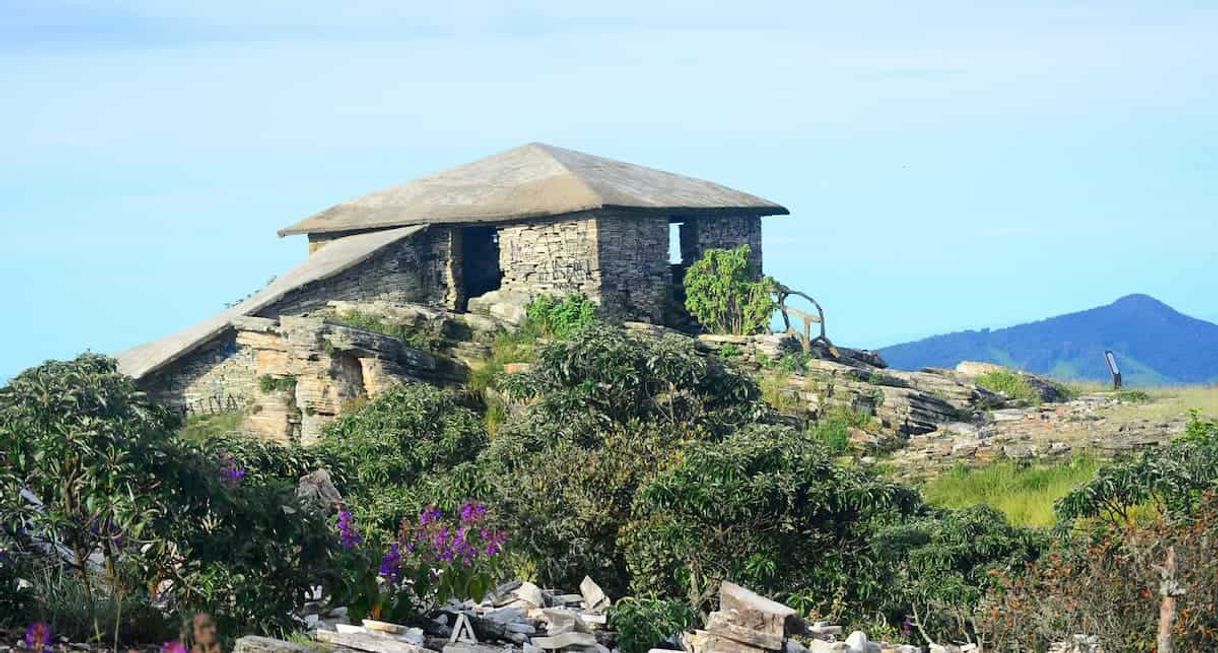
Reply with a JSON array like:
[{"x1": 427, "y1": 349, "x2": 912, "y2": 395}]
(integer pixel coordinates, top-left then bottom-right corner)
[
  {"x1": 279, "y1": 143, "x2": 788, "y2": 236},
  {"x1": 116, "y1": 225, "x2": 426, "y2": 380}
]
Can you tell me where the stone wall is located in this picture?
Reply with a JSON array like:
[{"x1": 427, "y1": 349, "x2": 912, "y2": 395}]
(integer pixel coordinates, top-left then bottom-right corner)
[
  {"x1": 496, "y1": 215, "x2": 602, "y2": 300},
  {"x1": 141, "y1": 331, "x2": 260, "y2": 417},
  {"x1": 263, "y1": 228, "x2": 457, "y2": 317},
  {"x1": 679, "y1": 214, "x2": 763, "y2": 275},
  {"x1": 138, "y1": 313, "x2": 469, "y2": 444},
  {"x1": 595, "y1": 212, "x2": 671, "y2": 322}
]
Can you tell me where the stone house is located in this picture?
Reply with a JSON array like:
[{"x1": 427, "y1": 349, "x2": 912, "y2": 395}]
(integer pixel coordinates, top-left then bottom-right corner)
[{"x1": 116, "y1": 143, "x2": 787, "y2": 442}]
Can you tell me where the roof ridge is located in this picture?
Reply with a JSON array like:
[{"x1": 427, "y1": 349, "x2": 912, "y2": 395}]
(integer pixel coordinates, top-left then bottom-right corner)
[{"x1": 526, "y1": 142, "x2": 607, "y2": 206}]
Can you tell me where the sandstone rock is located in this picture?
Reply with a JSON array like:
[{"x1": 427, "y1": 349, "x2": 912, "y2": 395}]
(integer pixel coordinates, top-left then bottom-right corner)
[
  {"x1": 718, "y1": 581, "x2": 797, "y2": 637},
  {"x1": 514, "y1": 581, "x2": 545, "y2": 608},
  {"x1": 297, "y1": 469, "x2": 343, "y2": 511},
  {"x1": 233, "y1": 637, "x2": 313, "y2": 653},
  {"x1": 315, "y1": 630, "x2": 427, "y2": 653},
  {"x1": 579, "y1": 576, "x2": 610, "y2": 612}
]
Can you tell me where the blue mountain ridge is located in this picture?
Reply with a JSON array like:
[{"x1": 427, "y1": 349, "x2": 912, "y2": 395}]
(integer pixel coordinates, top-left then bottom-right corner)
[{"x1": 878, "y1": 294, "x2": 1218, "y2": 386}]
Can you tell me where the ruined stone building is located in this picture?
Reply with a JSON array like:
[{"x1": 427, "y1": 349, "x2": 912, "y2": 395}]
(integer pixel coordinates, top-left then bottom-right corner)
[{"x1": 116, "y1": 143, "x2": 787, "y2": 442}]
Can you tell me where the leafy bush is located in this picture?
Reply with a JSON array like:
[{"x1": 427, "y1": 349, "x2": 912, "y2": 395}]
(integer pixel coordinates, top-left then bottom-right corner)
[
  {"x1": 523, "y1": 293, "x2": 600, "y2": 338},
  {"x1": 974, "y1": 369, "x2": 1040, "y2": 405},
  {"x1": 683, "y1": 245, "x2": 777, "y2": 335},
  {"x1": 1055, "y1": 412, "x2": 1218, "y2": 525},
  {"x1": 622, "y1": 424, "x2": 923, "y2": 612},
  {"x1": 339, "y1": 501, "x2": 509, "y2": 622},
  {"x1": 21, "y1": 566, "x2": 173, "y2": 643},
  {"x1": 0, "y1": 355, "x2": 338, "y2": 640},
  {"x1": 610, "y1": 597, "x2": 698, "y2": 653},
  {"x1": 872, "y1": 506, "x2": 1045, "y2": 645},
  {"x1": 484, "y1": 324, "x2": 769, "y2": 594},
  {"x1": 318, "y1": 383, "x2": 489, "y2": 542},
  {"x1": 979, "y1": 495, "x2": 1218, "y2": 651}
]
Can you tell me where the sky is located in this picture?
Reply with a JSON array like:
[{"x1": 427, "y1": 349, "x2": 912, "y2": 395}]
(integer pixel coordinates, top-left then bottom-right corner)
[{"x1": 1, "y1": 1, "x2": 1216, "y2": 380}]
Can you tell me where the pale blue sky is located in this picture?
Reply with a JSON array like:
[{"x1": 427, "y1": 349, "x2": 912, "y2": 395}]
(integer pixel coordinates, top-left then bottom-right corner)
[{"x1": 1, "y1": 1, "x2": 1216, "y2": 380}]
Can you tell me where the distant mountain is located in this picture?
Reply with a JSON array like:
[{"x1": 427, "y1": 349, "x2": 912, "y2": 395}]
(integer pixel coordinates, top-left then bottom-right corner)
[{"x1": 878, "y1": 294, "x2": 1218, "y2": 386}]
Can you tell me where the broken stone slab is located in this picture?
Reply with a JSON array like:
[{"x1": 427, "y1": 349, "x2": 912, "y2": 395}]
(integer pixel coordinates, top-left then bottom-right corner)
[
  {"x1": 233, "y1": 637, "x2": 314, "y2": 653},
  {"x1": 541, "y1": 608, "x2": 592, "y2": 635},
  {"x1": 314, "y1": 630, "x2": 427, "y2": 653},
  {"x1": 704, "y1": 611, "x2": 783, "y2": 650},
  {"x1": 686, "y1": 631, "x2": 771, "y2": 653},
  {"x1": 843, "y1": 632, "x2": 880, "y2": 653},
  {"x1": 718, "y1": 582, "x2": 798, "y2": 637},
  {"x1": 579, "y1": 576, "x2": 610, "y2": 612},
  {"x1": 443, "y1": 644, "x2": 512, "y2": 653},
  {"x1": 514, "y1": 581, "x2": 545, "y2": 608},
  {"x1": 532, "y1": 633, "x2": 598, "y2": 650},
  {"x1": 807, "y1": 642, "x2": 849, "y2": 653}
]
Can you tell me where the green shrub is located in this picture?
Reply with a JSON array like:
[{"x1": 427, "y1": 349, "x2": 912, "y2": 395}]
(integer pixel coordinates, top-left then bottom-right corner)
[
  {"x1": 22, "y1": 566, "x2": 174, "y2": 643},
  {"x1": 809, "y1": 405, "x2": 875, "y2": 454},
  {"x1": 259, "y1": 374, "x2": 297, "y2": 394},
  {"x1": 610, "y1": 597, "x2": 699, "y2": 653},
  {"x1": 872, "y1": 506, "x2": 1045, "y2": 645},
  {"x1": 0, "y1": 355, "x2": 338, "y2": 640},
  {"x1": 622, "y1": 424, "x2": 922, "y2": 612},
  {"x1": 319, "y1": 383, "x2": 489, "y2": 542},
  {"x1": 483, "y1": 324, "x2": 768, "y2": 594},
  {"x1": 974, "y1": 369, "x2": 1040, "y2": 405},
  {"x1": 523, "y1": 293, "x2": 600, "y2": 339},
  {"x1": 683, "y1": 245, "x2": 777, "y2": 335},
  {"x1": 1056, "y1": 412, "x2": 1218, "y2": 525}
]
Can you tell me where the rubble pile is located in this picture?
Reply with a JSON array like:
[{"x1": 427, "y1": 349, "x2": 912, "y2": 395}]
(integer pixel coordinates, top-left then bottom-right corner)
[{"x1": 231, "y1": 579, "x2": 1104, "y2": 653}]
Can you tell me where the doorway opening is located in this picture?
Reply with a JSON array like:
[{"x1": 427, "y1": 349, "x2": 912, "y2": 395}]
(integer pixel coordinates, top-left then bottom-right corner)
[{"x1": 460, "y1": 226, "x2": 502, "y2": 308}]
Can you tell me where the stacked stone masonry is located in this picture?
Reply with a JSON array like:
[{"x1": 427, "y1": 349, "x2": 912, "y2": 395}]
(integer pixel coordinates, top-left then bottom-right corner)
[{"x1": 679, "y1": 214, "x2": 763, "y2": 275}]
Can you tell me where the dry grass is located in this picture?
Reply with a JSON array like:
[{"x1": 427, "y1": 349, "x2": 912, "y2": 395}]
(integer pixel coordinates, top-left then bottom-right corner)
[{"x1": 1104, "y1": 385, "x2": 1218, "y2": 423}]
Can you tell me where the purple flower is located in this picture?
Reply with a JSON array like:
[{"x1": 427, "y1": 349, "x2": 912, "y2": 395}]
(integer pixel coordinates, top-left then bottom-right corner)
[
  {"x1": 419, "y1": 506, "x2": 443, "y2": 525},
  {"x1": 459, "y1": 501, "x2": 487, "y2": 524},
  {"x1": 24, "y1": 622, "x2": 52, "y2": 653},
  {"x1": 217, "y1": 449, "x2": 247, "y2": 488},
  {"x1": 483, "y1": 529, "x2": 508, "y2": 557},
  {"x1": 162, "y1": 641, "x2": 187, "y2": 653},
  {"x1": 336, "y1": 509, "x2": 363, "y2": 549},
  {"x1": 379, "y1": 543, "x2": 402, "y2": 584}
]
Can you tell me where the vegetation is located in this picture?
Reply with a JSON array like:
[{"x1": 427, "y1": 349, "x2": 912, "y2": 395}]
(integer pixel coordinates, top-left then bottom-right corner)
[
  {"x1": 683, "y1": 245, "x2": 777, "y2": 335},
  {"x1": 974, "y1": 369, "x2": 1041, "y2": 405},
  {"x1": 610, "y1": 597, "x2": 699, "y2": 653},
  {"x1": 0, "y1": 355, "x2": 337, "y2": 641},
  {"x1": 923, "y1": 457, "x2": 1104, "y2": 528},
  {"x1": 318, "y1": 383, "x2": 488, "y2": 542},
  {"x1": 9, "y1": 307, "x2": 1218, "y2": 649},
  {"x1": 330, "y1": 309, "x2": 444, "y2": 351},
  {"x1": 809, "y1": 405, "x2": 876, "y2": 455},
  {"x1": 258, "y1": 374, "x2": 298, "y2": 394}
]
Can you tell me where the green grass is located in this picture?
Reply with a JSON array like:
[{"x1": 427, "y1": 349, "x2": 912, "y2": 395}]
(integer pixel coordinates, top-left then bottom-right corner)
[
  {"x1": 921, "y1": 457, "x2": 1103, "y2": 528},
  {"x1": 809, "y1": 405, "x2": 875, "y2": 454},
  {"x1": 974, "y1": 368, "x2": 1041, "y2": 405},
  {"x1": 329, "y1": 309, "x2": 444, "y2": 351},
  {"x1": 179, "y1": 410, "x2": 249, "y2": 441}
]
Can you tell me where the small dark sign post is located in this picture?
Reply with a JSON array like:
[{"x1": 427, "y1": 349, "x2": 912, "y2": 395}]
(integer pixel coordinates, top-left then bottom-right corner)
[{"x1": 1105, "y1": 350, "x2": 1122, "y2": 389}]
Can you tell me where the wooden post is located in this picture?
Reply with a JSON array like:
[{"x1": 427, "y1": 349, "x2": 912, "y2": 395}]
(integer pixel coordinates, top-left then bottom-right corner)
[{"x1": 1157, "y1": 546, "x2": 1179, "y2": 653}]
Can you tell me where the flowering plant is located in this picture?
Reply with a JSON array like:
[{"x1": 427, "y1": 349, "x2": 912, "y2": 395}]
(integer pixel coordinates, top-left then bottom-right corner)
[{"x1": 337, "y1": 500, "x2": 508, "y2": 622}]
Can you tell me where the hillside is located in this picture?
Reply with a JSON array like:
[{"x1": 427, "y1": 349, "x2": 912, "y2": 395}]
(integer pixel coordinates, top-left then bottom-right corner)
[{"x1": 879, "y1": 294, "x2": 1218, "y2": 385}]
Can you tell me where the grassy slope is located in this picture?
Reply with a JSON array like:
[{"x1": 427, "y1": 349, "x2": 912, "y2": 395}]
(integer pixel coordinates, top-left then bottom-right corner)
[{"x1": 921, "y1": 457, "x2": 1103, "y2": 528}]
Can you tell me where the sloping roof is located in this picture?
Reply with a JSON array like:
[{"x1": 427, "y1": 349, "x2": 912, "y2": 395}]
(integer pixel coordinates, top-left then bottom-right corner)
[
  {"x1": 116, "y1": 225, "x2": 426, "y2": 380},
  {"x1": 279, "y1": 143, "x2": 788, "y2": 236}
]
